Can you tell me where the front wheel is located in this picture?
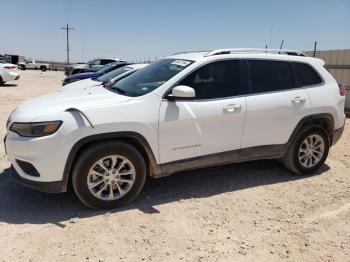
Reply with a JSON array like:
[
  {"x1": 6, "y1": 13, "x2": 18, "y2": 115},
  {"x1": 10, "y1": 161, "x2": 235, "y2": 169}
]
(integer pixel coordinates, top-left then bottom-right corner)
[
  {"x1": 72, "y1": 141, "x2": 147, "y2": 209},
  {"x1": 283, "y1": 128, "x2": 329, "y2": 175}
]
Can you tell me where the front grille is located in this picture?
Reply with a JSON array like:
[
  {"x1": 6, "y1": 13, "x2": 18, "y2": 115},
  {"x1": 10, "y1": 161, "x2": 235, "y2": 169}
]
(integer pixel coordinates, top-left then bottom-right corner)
[{"x1": 16, "y1": 159, "x2": 40, "y2": 177}]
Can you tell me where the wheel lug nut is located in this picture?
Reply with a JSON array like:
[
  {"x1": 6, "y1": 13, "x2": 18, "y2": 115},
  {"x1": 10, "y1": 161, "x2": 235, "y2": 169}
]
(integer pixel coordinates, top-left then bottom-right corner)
[{"x1": 105, "y1": 179, "x2": 109, "y2": 182}]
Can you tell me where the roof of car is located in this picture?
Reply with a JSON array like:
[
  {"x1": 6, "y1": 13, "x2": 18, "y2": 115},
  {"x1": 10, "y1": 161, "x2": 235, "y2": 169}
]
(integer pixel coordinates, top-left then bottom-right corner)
[
  {"x1": 166, "y1": 48, "x2": 325, "y2": 66},
  {"x1": 128, "y1": 63, "x2": 148, "y2": 69}
]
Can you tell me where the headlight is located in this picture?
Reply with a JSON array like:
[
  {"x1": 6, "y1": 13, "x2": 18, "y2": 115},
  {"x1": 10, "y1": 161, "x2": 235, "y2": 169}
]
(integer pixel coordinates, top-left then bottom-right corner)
[{"x1": 9, "y1": 121, "x2": 62, "y2": 137}]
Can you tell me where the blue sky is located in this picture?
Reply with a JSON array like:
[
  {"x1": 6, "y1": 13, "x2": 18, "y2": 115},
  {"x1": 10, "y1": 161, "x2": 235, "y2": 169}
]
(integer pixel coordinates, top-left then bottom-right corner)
[{"x1": 1, "y1": 0, "x2": 349, "y2": 62}]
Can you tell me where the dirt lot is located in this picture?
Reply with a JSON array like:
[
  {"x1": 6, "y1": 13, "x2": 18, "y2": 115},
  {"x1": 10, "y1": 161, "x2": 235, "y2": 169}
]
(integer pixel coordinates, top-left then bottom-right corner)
[{"x1": 0, "y1": 70, "x2": 349, "y2": 262}]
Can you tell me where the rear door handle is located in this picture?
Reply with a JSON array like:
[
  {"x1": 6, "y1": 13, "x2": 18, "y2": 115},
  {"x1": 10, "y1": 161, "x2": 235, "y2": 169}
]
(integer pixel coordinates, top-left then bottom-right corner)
[
  {"x1": 224, "y1": 104, "x2": 242, "y2": 113},
  {"x1": 291, "y1": 96, "x2": 306, "y2": 104}
]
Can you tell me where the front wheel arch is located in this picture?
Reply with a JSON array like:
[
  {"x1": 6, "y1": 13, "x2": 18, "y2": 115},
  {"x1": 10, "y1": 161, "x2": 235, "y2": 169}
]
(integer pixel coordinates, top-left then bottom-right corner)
[{"x1": 63, "y1": 132, "x2": 161, "y2": 192}]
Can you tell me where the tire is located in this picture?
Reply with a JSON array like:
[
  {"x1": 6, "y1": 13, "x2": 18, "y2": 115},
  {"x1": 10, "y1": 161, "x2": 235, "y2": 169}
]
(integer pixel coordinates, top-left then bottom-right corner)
[
  {"x1": 0, "y1": 76, "x2": 4, "y2": 86},
  {"x1": 40, "y1": 66, "x2": 47, "y2": 72},
  {"x1": 20, "y1": 65, "x2": 26, "y2": 70},
  {"x1": 283, "y1": 126, "x2": 329, "y2": 175},
  {"x1": 72, "y1": 141, "x2": 147, "y2": 209}
]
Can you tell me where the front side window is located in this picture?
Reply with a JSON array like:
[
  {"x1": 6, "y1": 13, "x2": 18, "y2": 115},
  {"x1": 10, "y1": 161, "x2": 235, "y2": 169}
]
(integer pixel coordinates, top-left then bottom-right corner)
[
  {"x1": 248, "y1": 60, "x2": 294, "y2": 93},
  {"x1": 178, "y1": 60, "x2": 246, "y2": 100},
  {"x1": 110, "y1": 59, "x2": 193, "y2": 97},
  {"x1": 292, "y1": 62, "x2": 322, "y2": 87},
  {"x1": 97, "y1": 66, "x2": 133, "y2": 83}
]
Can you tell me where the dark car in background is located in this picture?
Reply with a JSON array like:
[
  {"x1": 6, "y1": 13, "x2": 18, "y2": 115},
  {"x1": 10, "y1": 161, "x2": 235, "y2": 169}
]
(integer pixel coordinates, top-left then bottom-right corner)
[
  {"x1": 64, "y1": 57, "x2": 125, "y2": 76},
  {"x1": 62, "y1": 61, "x2": 130, "y2": 85}
]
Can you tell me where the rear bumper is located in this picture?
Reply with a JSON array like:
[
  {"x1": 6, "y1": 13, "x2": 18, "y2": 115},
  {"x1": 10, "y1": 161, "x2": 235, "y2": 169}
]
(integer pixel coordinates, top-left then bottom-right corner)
[
  {"x1": 332, "y1": 124, "x2": 345, "y2": 146},
  {"x1": 11, "y1": 165, "x2": 65, "y2": 193},
  {"x1": 2, "y1": 71, "x2": 20, "y2": 82}
]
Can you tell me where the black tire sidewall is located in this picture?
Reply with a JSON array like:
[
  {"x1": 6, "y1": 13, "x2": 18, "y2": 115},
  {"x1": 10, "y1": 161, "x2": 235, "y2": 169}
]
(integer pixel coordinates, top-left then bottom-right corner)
[
  {"x1": 292, "y1": 128, "x2": 329, "y2": 174},
  {"x1": 73, "y1": 142, "x2": 146, "y2": 209},
  {"x1": 41, "y1": 66, "x2": 47, "y2": 72}
]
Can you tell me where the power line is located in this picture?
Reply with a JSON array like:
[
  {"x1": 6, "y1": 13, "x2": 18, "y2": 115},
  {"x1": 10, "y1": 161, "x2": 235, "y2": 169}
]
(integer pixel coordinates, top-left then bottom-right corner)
[{"x1": 61, "y1": 24, "x2": 74, "y2": 64}]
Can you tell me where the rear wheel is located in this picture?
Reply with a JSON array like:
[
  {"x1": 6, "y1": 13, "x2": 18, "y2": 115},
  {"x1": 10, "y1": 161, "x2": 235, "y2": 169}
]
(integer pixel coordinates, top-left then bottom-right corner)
[
  {"x1": 72, "y1": 141, "x2": 147, "y2": 209},
  {"x1": 283, "y1": 127, "x2": 329, "y2": 175},
  {"x1": 20, "y1": 65, "x2": 26, "y2": 70},
  {"x1": 0, "y1": 76, "x2": 4, "y2": 86},
  {"x1": 40, "y1": 66, "x2": 47, "y2": 72}
]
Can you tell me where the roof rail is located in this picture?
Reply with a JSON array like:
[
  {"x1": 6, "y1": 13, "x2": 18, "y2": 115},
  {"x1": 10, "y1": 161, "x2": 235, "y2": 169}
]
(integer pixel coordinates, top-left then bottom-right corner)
[
  {"x1": 205, "y1": 48, "x2": 307, "y2": 57},
  {"x1": 171, "y1": 50, "x2": 209, "y2": 55}
]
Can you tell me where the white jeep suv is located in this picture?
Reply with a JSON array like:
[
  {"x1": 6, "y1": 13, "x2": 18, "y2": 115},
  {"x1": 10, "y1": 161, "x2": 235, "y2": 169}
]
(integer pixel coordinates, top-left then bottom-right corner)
[{"x1": 5, "y1": 49, "x2": 346, "y2": 209}]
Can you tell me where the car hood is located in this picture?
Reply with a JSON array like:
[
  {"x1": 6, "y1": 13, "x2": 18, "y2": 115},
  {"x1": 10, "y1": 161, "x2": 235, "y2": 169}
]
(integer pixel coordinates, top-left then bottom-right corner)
[
  {"x1": 61, "y1": 78, "x2": 102, "y2": 90},
  {"x1": 11, "y1": 86, "x2": 132, "y2": 122}
]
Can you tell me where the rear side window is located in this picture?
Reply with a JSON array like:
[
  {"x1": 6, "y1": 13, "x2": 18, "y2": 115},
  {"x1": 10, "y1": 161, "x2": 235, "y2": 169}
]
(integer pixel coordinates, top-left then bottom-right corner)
[
  {"x1": 248, "y1": 60, "x2": 294, "y2": 93},
  {"x1": 178, "y1": 60, "x2": 246, "y2": 100},
  {"x1": 292, "y1": 62, "x2": 322, "y2": 87}
]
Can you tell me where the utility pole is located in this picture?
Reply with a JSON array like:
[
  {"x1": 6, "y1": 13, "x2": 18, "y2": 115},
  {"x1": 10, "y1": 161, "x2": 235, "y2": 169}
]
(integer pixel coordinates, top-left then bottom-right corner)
[
  {"x1": 61, "y1": 24, "x2": 74, "y2": 64},
  {"x1": 313, "y1": 41, "x2": 318, "y2": 57}
]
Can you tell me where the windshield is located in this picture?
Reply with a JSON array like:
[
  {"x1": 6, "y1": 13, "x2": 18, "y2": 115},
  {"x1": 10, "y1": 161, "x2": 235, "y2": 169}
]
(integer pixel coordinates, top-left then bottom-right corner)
[
  {"x1": 97, "y1": 66, "x2": 133, "y2": 83},
  {"x1": 95, "y1": 63, "x2": 117, "y2": 74},
  {"x1": 110, "y1": 59, "x2": 193, "y2": 97}
]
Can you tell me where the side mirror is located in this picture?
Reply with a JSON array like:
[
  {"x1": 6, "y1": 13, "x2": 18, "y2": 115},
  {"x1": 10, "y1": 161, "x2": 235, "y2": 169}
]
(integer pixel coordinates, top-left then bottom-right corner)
[{"x1": 168, "y1": 85, "x2": 195, "y2": 100}]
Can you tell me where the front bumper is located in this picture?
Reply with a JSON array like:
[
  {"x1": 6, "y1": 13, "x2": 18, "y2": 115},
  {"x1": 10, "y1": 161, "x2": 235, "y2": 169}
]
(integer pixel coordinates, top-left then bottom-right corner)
[
  {"x1": 11, "y1": 165, "x2": 65, "y2": 193},
  {"x1": 5, "y1": 129, "x2": 72, "y2": 183}
]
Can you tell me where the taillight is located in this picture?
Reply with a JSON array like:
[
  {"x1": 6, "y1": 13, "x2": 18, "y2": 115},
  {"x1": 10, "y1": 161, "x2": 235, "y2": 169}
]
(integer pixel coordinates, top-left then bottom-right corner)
[
  {"x1": 3, "y1": 66, "x2": 16, "y2": 70},
  {"x1": 339, "y1": 84, "x2": 346, "y2": 96}
]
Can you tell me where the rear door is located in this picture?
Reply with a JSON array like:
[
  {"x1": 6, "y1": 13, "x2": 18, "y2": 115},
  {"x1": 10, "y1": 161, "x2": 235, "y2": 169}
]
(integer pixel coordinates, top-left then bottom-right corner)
[
  {"x1": 241, "y1": 59, "x2": 312, "y2": 149},
  {"x1": 158, "y1": 60, "x2": 248, "y2": 163}
]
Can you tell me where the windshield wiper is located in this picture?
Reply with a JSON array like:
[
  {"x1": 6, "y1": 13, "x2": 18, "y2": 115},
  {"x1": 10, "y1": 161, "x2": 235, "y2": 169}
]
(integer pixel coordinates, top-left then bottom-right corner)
[{"x1": 103, "y1": 80, "x2": 112, "y2": 87}]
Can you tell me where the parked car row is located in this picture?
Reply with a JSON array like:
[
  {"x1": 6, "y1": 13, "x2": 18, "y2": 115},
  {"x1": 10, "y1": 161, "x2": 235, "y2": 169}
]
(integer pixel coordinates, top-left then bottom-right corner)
[
  {"x1": 4, "y1": 48, "x2": 346, "y2": 209},
  {"x1": 62, "y1": 61, "x2": 130, "y2": 85},
  {"x1": 64, "y1": 57, "x2": 125, "y2": 76}
]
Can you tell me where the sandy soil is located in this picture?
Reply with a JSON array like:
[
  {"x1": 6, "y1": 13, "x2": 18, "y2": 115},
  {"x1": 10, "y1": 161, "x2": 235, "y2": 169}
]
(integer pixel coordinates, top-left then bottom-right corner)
[{"x1": 0, "y1": 70, "x2": 349, "y2": 262}]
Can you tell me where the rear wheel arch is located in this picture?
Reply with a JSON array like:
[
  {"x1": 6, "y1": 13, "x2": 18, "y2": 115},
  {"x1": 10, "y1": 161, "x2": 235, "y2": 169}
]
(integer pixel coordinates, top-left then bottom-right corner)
[
  {"x1": 288, "y1": 114, "x2": 334, "y2": 148},
  {"x1": 62, "y1": 132, "x2": 161, "y2": 192}
]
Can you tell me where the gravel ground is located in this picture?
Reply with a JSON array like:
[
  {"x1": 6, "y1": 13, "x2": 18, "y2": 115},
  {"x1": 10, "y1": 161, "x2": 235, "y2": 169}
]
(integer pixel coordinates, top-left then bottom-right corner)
[{"x1": 0, "y1": 70, "x2": 349, "y2": 262}]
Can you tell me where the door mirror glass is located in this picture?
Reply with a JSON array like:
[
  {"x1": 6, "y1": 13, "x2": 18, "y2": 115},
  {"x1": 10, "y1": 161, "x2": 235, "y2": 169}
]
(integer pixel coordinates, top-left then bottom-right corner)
[{"x1": 169, "y1": 85, "x2": 195, "y2": 100}]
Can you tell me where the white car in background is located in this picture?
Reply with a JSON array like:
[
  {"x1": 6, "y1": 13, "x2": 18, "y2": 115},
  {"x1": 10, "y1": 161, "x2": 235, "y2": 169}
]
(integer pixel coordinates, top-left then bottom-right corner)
[
  {"x1": 61, "y1": 63, "x2": 148, "y2": 90},
  {"x1": 0, "y1": 61, "x2": 20, "y2": 85}
]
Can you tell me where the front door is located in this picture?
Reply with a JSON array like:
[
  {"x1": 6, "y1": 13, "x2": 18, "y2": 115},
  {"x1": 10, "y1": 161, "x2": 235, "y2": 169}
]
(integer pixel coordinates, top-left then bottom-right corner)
[{"x1": 158, "y1": 60, "x2": 248, "y2": 164}]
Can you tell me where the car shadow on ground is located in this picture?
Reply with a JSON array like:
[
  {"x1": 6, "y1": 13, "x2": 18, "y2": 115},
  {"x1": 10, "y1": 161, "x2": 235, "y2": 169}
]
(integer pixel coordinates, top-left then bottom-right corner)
[
  {"x1": 0, "y1": 160, "x2": 329, "y2": 227},
  {"x1": 0, "y1": 84, "x2": 18, "y2": 87}
]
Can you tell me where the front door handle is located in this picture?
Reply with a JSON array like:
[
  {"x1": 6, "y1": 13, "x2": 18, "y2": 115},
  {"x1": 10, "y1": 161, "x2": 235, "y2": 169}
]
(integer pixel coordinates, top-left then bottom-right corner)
[
  {"x1": 291, "y1": 96, "x2": 306, "y2": 104},
  {"x1": 224, "y1": 104, "x2": 242, "y2": 113}
]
